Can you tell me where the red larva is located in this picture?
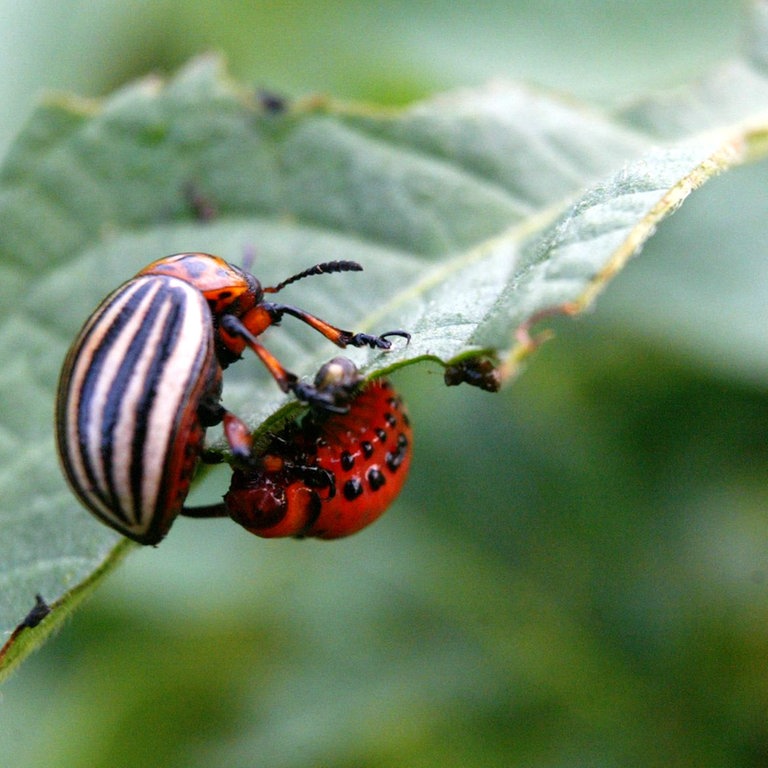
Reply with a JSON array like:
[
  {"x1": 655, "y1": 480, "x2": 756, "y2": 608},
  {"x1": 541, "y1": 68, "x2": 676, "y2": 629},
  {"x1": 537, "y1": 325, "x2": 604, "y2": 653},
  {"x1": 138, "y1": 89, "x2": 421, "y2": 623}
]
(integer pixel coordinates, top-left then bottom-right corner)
[{"x1": 224, "y1": 357, "x2": 412, "y2": 539}]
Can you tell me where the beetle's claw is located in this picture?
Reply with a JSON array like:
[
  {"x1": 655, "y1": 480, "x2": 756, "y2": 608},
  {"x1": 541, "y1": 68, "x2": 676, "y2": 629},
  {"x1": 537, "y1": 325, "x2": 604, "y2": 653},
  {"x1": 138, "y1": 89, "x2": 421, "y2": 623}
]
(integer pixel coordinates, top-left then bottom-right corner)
[{"x1": 348, "y1": 330, "x2": 411, "y2": 349}]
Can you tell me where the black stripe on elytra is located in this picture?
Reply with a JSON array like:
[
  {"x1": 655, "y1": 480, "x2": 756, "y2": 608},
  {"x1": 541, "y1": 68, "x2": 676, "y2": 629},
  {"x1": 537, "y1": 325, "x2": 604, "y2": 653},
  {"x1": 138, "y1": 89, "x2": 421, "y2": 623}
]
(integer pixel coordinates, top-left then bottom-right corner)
[
  {"x1": 127, "y1": 285, "x2": 193, "y2": 525},
  {"x1": 100, "y1": 283, "x2": 171, "y2": 522},
  {"x1": 75, "y1": 280, "x2": 155, "y2": 516}
]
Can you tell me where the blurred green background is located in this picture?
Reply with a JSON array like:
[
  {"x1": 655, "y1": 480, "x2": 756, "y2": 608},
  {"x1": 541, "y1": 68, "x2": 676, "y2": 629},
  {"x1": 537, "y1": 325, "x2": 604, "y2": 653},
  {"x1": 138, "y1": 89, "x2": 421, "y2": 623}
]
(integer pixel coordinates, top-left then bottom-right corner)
[{"x1": 3, "y1": 1, "x2": 768, "y2": 766}]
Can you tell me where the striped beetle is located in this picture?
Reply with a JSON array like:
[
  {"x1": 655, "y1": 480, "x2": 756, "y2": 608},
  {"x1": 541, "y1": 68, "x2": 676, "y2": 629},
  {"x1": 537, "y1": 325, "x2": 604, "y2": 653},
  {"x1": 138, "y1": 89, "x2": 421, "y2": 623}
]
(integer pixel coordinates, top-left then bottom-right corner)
[{"x1": 55, "y1": 252, "x2": 409, "y2": 545}]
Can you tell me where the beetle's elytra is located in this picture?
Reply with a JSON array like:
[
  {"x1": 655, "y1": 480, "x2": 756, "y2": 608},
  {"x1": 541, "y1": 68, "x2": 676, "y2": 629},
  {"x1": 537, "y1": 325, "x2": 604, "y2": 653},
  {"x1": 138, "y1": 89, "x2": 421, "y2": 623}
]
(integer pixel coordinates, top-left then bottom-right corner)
[
  {"x1": 56, "y1": 275, "x2": 218, "y2": 545},
  {"x1": 56, "y1": 253, "x2": 409, "y2": 545}
]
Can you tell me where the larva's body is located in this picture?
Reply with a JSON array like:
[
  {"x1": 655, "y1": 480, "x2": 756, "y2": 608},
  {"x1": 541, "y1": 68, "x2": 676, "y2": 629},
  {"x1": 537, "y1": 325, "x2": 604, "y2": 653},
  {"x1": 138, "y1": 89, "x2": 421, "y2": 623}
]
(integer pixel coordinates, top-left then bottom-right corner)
[{"x1": 225, "y1": 358, "x2": 412, "y2": 539}]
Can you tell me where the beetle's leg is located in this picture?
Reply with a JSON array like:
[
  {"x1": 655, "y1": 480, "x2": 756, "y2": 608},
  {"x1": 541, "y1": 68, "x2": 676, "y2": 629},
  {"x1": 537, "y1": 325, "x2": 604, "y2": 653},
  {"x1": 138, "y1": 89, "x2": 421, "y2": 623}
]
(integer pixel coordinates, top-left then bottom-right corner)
[
  {"x1": 197, "y1": 382, "x2": 255, "y2": 461},
  {"x1": 222, "y1": 411, "x2": 254, "y2": 461},
  {"x1": 197, "y1": 397, "x2": 225, "y2": 428},
  {"x1": 260, "y1": 302, "x2": 410, "y2": 349},
  {"x1": 220, "y1": 315, "x2": 350, "y2": 411},
  {"x1": 182, "y1": 412, "x2": 254, "y2": 519},
  {"x1": 181, "y1": 502, "x2": 229, "y2": 518},
  {"x1": 220, "y1": 315, "x2": 298, "y2": 392}
]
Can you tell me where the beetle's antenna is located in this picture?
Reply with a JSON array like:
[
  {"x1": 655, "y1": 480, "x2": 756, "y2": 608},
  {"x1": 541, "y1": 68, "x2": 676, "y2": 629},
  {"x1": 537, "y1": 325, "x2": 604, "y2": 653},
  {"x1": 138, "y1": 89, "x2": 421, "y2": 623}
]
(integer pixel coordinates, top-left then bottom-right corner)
[{"x1": 264, "y1": 260, "x2": 363, "y2": 294}]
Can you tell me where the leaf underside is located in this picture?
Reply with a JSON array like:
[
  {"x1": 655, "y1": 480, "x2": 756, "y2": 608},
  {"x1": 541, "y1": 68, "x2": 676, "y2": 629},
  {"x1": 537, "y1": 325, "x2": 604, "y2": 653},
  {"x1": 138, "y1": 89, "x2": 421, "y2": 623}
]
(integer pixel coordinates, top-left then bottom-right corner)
[{"x1": 2, "y1": 2, "x2": 768, "y2": 679}]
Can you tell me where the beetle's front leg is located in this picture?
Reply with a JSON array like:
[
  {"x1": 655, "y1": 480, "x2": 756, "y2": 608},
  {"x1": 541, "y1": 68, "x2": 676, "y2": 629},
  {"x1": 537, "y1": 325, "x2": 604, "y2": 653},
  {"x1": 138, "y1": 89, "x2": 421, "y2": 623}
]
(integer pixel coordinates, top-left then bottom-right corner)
[
  {"x1": 342, "y1": 329, "x2": 411, "y2": 349},
  {"x1": 221, "y1": 314, "x2": 348, "y2": 411},
  {"x1": 262, "y1": 302, "x2": 410, "y2": 350},
  {"x1": 220, "y1": 314, "x2": 299, "y2": 394}
]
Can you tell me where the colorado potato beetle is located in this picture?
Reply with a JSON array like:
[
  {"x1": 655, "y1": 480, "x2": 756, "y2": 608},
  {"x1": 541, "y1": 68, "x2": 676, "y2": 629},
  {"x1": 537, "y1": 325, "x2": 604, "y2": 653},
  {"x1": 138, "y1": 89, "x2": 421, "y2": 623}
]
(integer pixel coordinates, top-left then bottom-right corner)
[
  {"x1": 185, "y1": 357, "x2": 412, "y2": 539},
  {"x1": 56, "y1": 253, "x2": 409, "y2": 545}
]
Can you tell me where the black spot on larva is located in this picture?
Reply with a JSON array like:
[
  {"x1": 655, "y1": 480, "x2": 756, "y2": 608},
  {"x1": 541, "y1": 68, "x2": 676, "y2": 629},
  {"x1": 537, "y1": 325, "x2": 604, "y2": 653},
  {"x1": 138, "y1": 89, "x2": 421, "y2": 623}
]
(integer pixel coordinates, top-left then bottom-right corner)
[
  {"x1": 367, "y1": 467, "x2": 386, "y2": 491},
  {"x1": 344, "y1": 478, "x2": 364, "y2": 501},
  {"x1": 386, "y1": 447, "x2": 404, "y2": 472},
  {"x1": 375, "y1": 428, "x2": 387, "y2": 442},
  {"x1": 387, "y1": 434, "x2": 409, "y2": 472},
  {"x1": 384, "y1": 412, "x2": 397, "y2": 428},
  {"x1": 361, "y1": 441, "x2": 373, "y2": 459},
  {"x1": 341, "y1": 451, "x2": 355, "y2": 471}
]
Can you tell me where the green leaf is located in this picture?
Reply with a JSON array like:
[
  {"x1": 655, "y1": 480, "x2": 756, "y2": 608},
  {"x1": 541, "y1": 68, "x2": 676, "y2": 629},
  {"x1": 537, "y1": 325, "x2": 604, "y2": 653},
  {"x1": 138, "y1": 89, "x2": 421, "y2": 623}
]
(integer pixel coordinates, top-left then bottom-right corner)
[{"x1": 2, "y1": 0, "x2": 768, "y2": 678}]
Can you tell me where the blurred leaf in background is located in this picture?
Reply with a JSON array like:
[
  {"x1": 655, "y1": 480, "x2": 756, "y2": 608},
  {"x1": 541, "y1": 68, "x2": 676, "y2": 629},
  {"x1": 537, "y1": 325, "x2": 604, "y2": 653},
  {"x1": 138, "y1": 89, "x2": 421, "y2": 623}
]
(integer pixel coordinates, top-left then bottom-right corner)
[
  {"x1": 1, "y1": 1, "x2": 767, "y2": 768},
  {"x1": 0, "y1": 0, "x2": 746, "y2": 152}
]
